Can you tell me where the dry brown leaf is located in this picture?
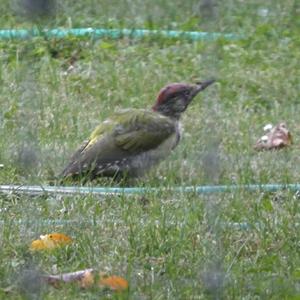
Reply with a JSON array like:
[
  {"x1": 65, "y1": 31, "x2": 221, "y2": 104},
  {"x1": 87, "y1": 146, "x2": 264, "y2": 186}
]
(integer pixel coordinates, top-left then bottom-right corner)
[
  {"x1": 80, "y1": 270, "x2": 95, "y2": 288},
  {"x1": 43, "y1": 269, "x2": 128, "y2": 292},
  {"x1": 30, "y1": 233, "x2": 72, "y2": 251},
  {"x1": 44, "y1": 269, "x2": 94, "y2": 288},
  {"x1": 254, "y1": 122, "x2": 292, "y2": 151}
]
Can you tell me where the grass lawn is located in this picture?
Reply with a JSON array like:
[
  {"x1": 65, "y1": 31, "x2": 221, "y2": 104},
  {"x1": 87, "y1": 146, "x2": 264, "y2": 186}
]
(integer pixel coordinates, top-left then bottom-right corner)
[{"x1": 0, "y1": 0, "x2": 300, "y2": 298}]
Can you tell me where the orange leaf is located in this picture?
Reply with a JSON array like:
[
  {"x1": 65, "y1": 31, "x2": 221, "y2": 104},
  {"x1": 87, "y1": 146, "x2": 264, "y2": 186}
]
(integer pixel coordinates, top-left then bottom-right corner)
[
  {"x1": 30, "y1": 233, "x2": 72, "y2": 250},
  {"x1": 254, "y1": 122, "x2": 292, "y2": 151},
  {"x1": 99, "y1": 275, "x2": 129, "y2": 291}
]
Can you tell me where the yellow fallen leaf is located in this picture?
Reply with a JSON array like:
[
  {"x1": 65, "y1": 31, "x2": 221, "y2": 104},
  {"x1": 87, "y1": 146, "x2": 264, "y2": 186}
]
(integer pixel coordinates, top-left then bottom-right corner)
[
  {"x1": 30, "y1": 233, "x2": 72, "y2": 250},
  {"x1": 30, "y1": 239, "x2": 47, "y2": 250}
]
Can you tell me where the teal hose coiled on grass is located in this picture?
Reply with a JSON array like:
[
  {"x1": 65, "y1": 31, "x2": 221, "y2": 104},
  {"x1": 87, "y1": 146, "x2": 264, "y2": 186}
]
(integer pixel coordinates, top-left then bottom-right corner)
[
  {"x1": 1, "y1": 184, "x2": 298, "y2": 230},
  {"x1": 0, "y1": 28, "x2": 240, "y2": 40},
  {"x1": 0, "y1": 219, "x2": 257, "y2": 230},
  {"x1": 0, "y1": 183, "x2": 299, "y2": 196}
]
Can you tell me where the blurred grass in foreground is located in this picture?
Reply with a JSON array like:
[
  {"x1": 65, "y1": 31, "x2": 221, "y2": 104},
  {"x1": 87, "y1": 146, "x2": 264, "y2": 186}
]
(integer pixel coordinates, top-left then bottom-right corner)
[{"x1": 0, "y1": 0, "x2": 300, "y2": 299}]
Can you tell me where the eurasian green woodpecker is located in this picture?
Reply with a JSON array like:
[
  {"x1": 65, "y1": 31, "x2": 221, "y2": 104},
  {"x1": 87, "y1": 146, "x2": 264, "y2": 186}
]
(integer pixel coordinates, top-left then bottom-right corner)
[{"x1": 60, "y1": 79, "x2": 215, "y2": 180}]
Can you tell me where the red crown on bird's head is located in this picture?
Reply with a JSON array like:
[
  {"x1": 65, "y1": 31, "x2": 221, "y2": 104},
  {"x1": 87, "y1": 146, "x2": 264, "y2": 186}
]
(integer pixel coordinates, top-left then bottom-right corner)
[
  {"x1": 152, "y1": 80, "x2": 215, "y2": 118},
  {"x1": 153, "y1": 83, "x2": 190, "y2": 109}
]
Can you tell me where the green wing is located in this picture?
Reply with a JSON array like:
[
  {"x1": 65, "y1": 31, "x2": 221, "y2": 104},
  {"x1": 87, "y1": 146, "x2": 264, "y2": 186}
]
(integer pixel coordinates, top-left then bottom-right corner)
[
  {"x1": 113, "y1": 109, "x2": 176, "y2": 153},
  {"x1": 60, "y1": 109, "x2": 176, "y2": 178}
]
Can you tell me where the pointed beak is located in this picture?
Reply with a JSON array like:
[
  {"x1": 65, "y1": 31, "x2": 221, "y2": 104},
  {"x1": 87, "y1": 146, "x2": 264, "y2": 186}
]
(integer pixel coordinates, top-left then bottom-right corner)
[
  {"x1": 194, "y1": 79, "x2": 215, "y2": 94},
  {"x1": 185, "y1": 79, "x2": 215, "y2": 105}
]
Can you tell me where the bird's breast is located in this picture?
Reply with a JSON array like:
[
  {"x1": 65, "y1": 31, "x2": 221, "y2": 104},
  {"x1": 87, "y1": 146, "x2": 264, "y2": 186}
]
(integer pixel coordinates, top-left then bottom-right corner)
[{"x1": 127, "y1": 122, "x2": 181, "y2": 177}]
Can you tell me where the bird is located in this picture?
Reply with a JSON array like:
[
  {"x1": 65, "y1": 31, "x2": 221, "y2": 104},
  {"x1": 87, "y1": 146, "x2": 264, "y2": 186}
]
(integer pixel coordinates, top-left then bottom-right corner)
[{"x1": 60, "y1": 79, "x2": 215, "y2": 181}]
